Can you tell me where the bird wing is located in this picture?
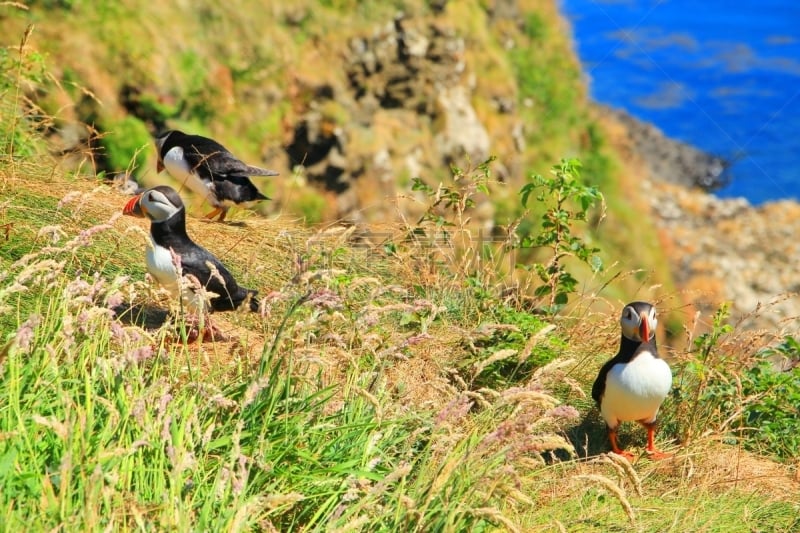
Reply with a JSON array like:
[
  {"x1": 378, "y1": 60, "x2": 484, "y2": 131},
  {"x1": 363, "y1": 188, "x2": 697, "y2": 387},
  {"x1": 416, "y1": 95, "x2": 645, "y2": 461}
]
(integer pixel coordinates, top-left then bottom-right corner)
[
  {"x1": 182, "y1": 144, "x2": 278, "y2": 179},
  {"x1": 168, "y1": 134, "x2": 240, "y2": 178},
  {"x1": 161, "y1": 132, "x2": 278, "y2": 179},
  {"x1": 591, "y1": 357, "x2": 619, "y2": 406},
  {"x1": 177, "y1": 243, "x2": 256, "y2": 311}
]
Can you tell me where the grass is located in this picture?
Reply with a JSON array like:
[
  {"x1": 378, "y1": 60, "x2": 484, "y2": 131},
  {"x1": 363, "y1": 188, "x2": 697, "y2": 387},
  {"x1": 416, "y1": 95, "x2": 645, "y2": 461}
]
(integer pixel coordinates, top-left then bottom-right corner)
[
  {"x1": 527, "y1": 473, "x2": 799, "y2": 531},
  {"x1": 2, "y1": 147, "x2": 799, "y2": 531}
]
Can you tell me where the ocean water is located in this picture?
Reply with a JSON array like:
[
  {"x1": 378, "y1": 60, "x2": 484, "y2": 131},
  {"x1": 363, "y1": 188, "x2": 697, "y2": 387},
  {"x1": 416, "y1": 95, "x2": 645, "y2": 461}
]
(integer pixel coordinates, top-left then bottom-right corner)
[{"x1": 559, "y1": 0, "x2": 800, "y2": 204}]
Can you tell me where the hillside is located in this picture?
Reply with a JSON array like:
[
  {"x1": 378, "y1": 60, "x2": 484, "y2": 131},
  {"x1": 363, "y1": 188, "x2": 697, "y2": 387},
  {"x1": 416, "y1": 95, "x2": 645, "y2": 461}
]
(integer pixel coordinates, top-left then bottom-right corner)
[
  {"x1": 2, "y1": 1, "x2": 800, "y2": 531},
  {"x1": 0, "y1": 0, "x2": 682, "y2": 313}
]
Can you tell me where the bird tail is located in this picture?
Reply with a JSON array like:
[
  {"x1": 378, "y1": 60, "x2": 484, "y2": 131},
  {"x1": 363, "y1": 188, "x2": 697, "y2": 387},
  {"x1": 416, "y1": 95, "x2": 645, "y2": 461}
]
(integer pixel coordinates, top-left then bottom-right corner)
[
  {"x1": 248, "y1": 290, "x2": 260, "y2": 312},
  {"x1": 246, "y1": 165, "x2": 279, "y2": 177}
]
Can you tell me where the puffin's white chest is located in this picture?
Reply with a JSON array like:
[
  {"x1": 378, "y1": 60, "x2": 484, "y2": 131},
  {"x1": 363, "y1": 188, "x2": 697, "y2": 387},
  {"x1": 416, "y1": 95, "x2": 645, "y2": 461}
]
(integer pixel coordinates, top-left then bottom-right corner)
[
  {"x1": 163, "y1": 146, "x2": 218, "y2": 206},
  {"x1": 601, "y1": 348, "x2": 672, "y2": 427},
  {"x1": 145, "y1": 240, "x2": 204, "y2": 313},
  {"x1": 145, "y1": 240, "x2": 180, "y2": 296}
]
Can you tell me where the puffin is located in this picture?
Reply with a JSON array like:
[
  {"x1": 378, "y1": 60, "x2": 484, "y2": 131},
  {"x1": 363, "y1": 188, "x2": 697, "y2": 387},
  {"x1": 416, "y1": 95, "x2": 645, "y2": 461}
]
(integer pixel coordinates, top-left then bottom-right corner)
[
  {"x1": 123, "y1": 185, "x2": 259, "y2": 339},
  {"x1": 154, "y1": 130, "x2": 279, "y2": 222},
  {"x1": 592, "y1": 301, "x2": 672, "y2": 459}
]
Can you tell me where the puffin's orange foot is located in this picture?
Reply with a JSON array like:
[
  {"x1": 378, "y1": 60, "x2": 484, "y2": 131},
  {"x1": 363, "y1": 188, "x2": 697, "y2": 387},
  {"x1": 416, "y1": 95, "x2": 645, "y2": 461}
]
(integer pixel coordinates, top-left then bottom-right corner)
[
  {"x1": 204, "y1": 207, "x2": 226, "y2": 222},
  {"x1": 611, "y1": 449, "x2": 636, "y2": 461},
  {"x1": 177, "y1": 326, "x2": 229, "y2": 343},
  {"x1": 646, "y1": 449, "x2": 673, "y2": 460},
  {"x1": 642, "y1": 423, "x2": 671, "y2": 460},
  {"x1": 608, "y1": 430, "x2": 635, "y2": 460}
]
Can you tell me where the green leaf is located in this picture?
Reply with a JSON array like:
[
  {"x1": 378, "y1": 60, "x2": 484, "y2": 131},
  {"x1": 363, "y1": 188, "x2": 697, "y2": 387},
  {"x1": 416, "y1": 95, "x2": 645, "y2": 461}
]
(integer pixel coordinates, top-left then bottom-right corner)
[
  {"x1": 534, "y1": 285, "x2": 552, "y2": 297},
  {"x1": 411, "y1": 177, "x2": 432, "y2": 194},
  {"x1": 520, "y1": 183, "x2": 535, "y2": 207}
]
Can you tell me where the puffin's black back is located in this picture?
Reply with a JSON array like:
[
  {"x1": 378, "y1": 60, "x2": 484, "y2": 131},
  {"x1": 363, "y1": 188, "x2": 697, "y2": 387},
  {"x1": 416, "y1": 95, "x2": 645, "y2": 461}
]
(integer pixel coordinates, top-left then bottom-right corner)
[
  {"x1": 158, "y1": 130, "x2": 268, "y2": 180},
  {"x1": 159, "y1": 130, "x2": 229, "y2": 160},
  {"x1": 149, "y1": 202, "x2": 259, "y2": 312}
]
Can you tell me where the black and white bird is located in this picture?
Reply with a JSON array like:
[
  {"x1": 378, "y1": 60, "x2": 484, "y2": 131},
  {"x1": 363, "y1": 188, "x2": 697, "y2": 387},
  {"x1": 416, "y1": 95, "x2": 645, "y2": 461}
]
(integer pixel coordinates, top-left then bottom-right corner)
[
  {"x1": 154, "y1": 130, "x2": 278, "y2": 222},
  {"x1": 123, "y1": 185, "x2": 259, "y2": 339},
  {"x1": 592, "y1": 301, "x2": 672, "y2": 459}
]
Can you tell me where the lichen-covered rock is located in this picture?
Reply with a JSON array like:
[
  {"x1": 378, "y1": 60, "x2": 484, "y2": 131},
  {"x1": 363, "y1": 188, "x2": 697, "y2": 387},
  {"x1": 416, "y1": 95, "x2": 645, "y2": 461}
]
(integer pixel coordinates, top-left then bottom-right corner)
[
  {"x1": 282, "y1": 13, "x2": 493, "y2": 224},
  {"x1": 434, "y1": 85, "x2": 490, "y2": 164},
  {"x1": 344, "y1": 15, "x2": 465, "y2": 114}
]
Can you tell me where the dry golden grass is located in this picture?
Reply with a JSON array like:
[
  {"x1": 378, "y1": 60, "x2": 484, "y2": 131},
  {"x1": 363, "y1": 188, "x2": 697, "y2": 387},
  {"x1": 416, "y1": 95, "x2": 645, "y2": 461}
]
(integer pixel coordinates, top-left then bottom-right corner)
[
  {"x1": 524, "y1": 440, "x2": 798, "y2": 530},
  {"x1": 1, "y1": 160, "x2": 483, "y2": 416}
]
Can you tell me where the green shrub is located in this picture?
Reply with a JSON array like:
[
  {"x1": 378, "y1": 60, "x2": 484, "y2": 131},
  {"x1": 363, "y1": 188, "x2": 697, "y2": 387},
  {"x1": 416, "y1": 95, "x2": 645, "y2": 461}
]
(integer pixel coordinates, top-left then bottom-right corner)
[
  {"x1": 97, "y1": 116, "x2": 152, "y2": 177},
  {"x1": 733, "y1": 338, "x2": 800, "y2": 460},
  {"x1": 517, "y1": 158, "x2": 604, "y2": 314},
  {"x1": 464, "y1": 304, "x2": 562, "y2": 389},
  {"x1": 669, "y1": 305, "x2": 800, "y2": 461}
]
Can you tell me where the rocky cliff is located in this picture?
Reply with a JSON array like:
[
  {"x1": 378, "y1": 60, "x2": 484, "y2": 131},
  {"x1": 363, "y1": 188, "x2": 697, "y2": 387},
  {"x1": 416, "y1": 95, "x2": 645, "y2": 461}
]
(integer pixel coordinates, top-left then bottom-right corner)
[{"x1": 607, "y1": 108, "x2": 800, "y2": 333}]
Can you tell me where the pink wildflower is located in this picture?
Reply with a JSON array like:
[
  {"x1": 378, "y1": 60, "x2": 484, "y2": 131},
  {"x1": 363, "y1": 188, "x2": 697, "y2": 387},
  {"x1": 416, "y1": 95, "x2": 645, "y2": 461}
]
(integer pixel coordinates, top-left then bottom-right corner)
[{"x1": 15, "y1": 314, "x2": 41, "y2": 352}]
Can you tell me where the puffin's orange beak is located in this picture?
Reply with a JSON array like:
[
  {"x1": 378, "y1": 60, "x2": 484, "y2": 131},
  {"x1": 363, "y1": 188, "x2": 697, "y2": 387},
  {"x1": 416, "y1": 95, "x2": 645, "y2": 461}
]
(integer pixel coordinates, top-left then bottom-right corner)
[
  {"x1": 157, "y1": 159, "x2": 165, "y2": 173},
  {"x1": 639, "y1": 311, "x2": 651, "y2": 342},
  {"x1": 123, "y1": 195, "x2": 144, "y2": 217}
]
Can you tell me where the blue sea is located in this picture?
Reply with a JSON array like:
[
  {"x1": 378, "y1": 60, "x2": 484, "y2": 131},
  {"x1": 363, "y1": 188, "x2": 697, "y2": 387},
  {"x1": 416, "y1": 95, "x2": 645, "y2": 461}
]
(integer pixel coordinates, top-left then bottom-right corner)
[{"x1": 559, "y1": 0, "x2": 800, "y2": 204}]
